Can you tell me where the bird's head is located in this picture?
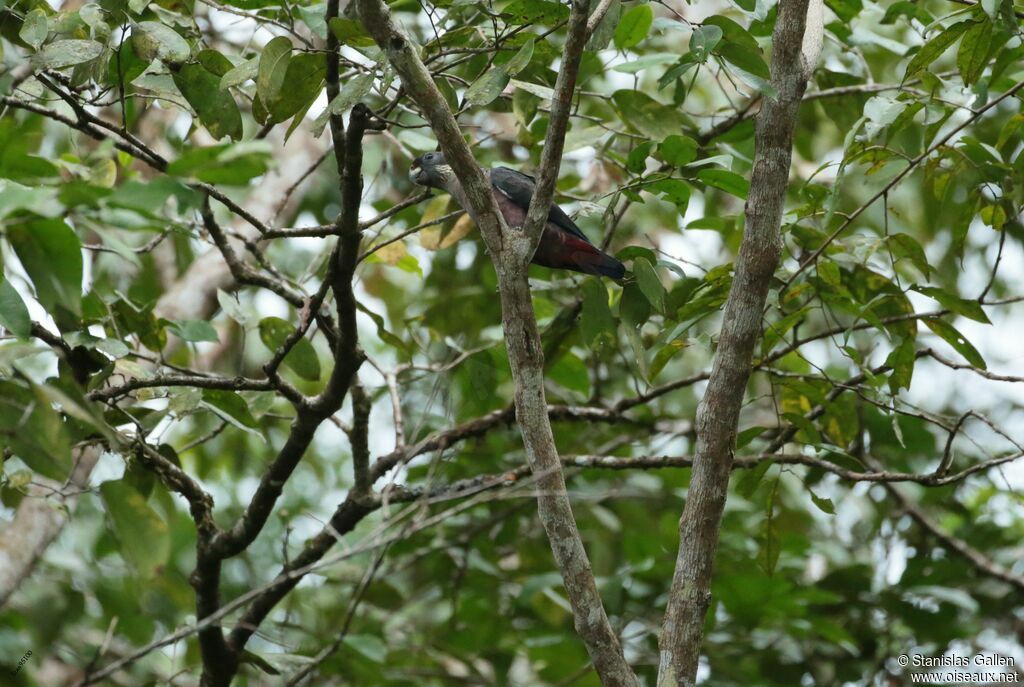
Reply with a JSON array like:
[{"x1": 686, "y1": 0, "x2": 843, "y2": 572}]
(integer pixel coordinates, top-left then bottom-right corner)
[{"x1": 409, "y1": 151, "x2": 454, "y2": 190}]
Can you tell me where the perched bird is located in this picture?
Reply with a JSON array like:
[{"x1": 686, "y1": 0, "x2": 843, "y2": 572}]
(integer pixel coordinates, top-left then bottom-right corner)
[{"x1": 409, "y1": 152, "x2": 625, "y2": 279}]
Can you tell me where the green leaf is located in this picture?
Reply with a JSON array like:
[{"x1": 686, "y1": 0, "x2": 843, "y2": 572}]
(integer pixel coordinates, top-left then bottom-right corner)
[
  {"x1": 758, "y1": 498, "x2": 780, "y2": 575},
  {"x1": 885, "y1": 336, "x2": 915, "y2": 393},
  {"x1": 626, "y1": 141, "x2": 653, "y2": 173},
  {"x1": 717, "y1": 42, "x2": 774, "y2": 96},
  {"x1": 587, "y1": 0, "x2": 620, "y2": 50},
  {"x1": 0, "y1": 127, "x2": 60, "y2": 182},
  {"x1": 172, "y1": 57, "x2": 243, "y2": 140},
  {"x1": 167, "y1": 142, "x2": 270, "y2": 184},
  {"x1": 810, "y1": 491, "x2": 835, "y2": 515},
  {"x1": 31, "y1": 39, "x2": 104, "y2": 70},
  {"x1": 219, "y1": 56, "x2": 259, "y2": 90},
  {"x1": 611, "y1": 90, "x2": 688, "y2": 141},
  {"x1": 657, "y1": 135, "x2": 698, "y2": 166},
  {"x1": 257, "y1": 36, "x2": 293, "y2": 110},
  {"x1": 658, "y1": 53, "x2": 698, "y2": 89},
  {"x1": 782, "y1": 411, "x2": 821, "y2": 443},
  {"x1": 648, "y1": 178, "x2": 690, "y2": 212},
  {"x1": 580, "y1": 279, "x2": 616, "y2": 350},
  {"x1": 313, "y1": 73, "x2": 375, "y2": 136},
  {"x1": 904, "y1": 20, "x2": 971, "y2": 78},
  {"x1": 502, "y1": 0, "x2": 569, "y2": 25},
  {"x1": 761, "y1": 307, "x2": 808, "y2": 355},
  {"x1": 612, "y1": 53, "x2": 678, "y2": 74},
  {"x1": 19, "y1": 8, "x2": 48, "y2": 50},
  {"x1": 923, "y1": 317, "x2": 986, "y2": 369},
  {"x1": 112, "y1": 298, "x2": 166, "y2": 352},
  {"x1": 862, "y1": 95, "x2": 908, "y2": 138},
  {"x1": 634, "y1": 258, "x2": 666, "y2": 313},
  {"x1": 510, "y1": 78, "x2": 554, "y2": 100},
  {"x1": 0, "y1": 277, "x2": 31, "y2": 339},
  {"x1": 614, "y1": 4, "x2": 653, "y2": 49},
  {"x1": 513, "y1": 87, "x2": 539, "y2": 126},
  {"x1": 957, "y1": 19, "x2": 992, "y2": 85},
  {"x1": 698, "y1": 168, "x2": 749, "y2": 199},
  {"x1": 549, "y1": 352, "x2": 590, "y2": 396},
  {"x1": 0, "y1": 379, "x2": 71, "y2": 480},
  {"x1": 201, "y1": 389, "x2": 260, "y2": 430},
  {"x1": 258, "y1": 317, "x2": 322, "y2": 381},
  {"x1": 736, "y1": 458, "x2": 772, "y2": 498},
  {"x1": 168, "y1": 319, "x2": 220, "y2": 343},
  {"x1": 703, "y1": 15, "x2": 760, "y2": 52},
  {"x1": 344, "y1": 634, "x2": 388, "y2": 663},
  {"x1": 465, "y1": 69, "x2": 511, "y2": 107},
  {"x1": 624, "y1": 324, "x2": 648, "y2": 381},
  {"x1": 100, "y1": 480, "x2": 171, "y2": 579},
  {"x1": 7, "y1": 217, "x2": 83, "y2": 328},
  {"x1": 267, "y1": 52, "x2": 325, "y2": 123},
  {"x1": 882, "y1": 0, "x2": 933, "y2": 24},
  {"x1": 238, "y1": 650, "x2": 281, "y2": 676},
  {"x1": 649, "y1": 338, "x2": 687, "y2": 379},
  {"x1": 912, "y1": 286, "x2": 990, "y2": 324},
  {"x1": 980, "y1": 203, "x2": 1006, "y2": 230},
  {"x1": 888, "y1": 233, "x2": 930, "y2": 277},
  {"x1": 218, "y1": 289, "x2": 252, "y2": 328},
  {"x1": 503, "y1": 38, "x2": 534, "y2": 76},
  {"x1": 328, "y1": 18, "x2": 375, "y2": 47},
  {"x1": 297, "y1": 3, "x2": 329, "y2": 39},
  {"x1": 131, "y1": 22, "x2": 191, "y2": 65},
  {"x1": 359, "y1": 303, "x2": 412, "y2": 355},
  {"x1": 816, "y1": 259, "x2": 842, "y2": 286},
  {"x1": 736, "y1": 426, "x2": 768, "y2": 449},
  {"x1": 168, "y1": 387, "x2": 203, "y2": 415},
  {"x1": 690, "y1": 24, "x2": 723, "y2": 61},
  {"x1": 66, "y1": 331, "x2": 130, "y2": 359},
  {"x1": 619, "y1": 281, "x2": 651, "y2": 326}
]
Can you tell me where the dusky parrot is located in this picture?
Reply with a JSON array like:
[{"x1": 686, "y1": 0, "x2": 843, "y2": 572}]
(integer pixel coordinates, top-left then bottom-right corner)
[{"x1": 409, "y1": 152, "x2": 625, "y2": 279}]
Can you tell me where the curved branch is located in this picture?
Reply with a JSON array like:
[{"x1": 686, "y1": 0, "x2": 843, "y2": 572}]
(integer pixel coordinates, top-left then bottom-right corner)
[{"x1": 344, "y1": 1, "x2": 640, "y2": 683}]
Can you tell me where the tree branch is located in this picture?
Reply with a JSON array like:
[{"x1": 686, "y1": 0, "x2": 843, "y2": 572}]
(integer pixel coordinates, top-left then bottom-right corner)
[
  {"x1": 657, "y1": 0, "x2": 811, "y2": 683},
  {"x1": 333, "y1": 2, "x2": 640, "y2": 682},
  {"x1": 201, "y1": 96, "x2": 382, "y2": 687},
  {"x1": 73, "y1": 439, "x2": 1022, "y2": 685},
  {"x1": 781, "y1": 79, "x2": 1024, "y2": 293},
  {"x1": 0, "y1": 444, "x2": 102, "y2": 607},
  {"x1": 887, "y1": 485, "x2": 1024, "y2": 593}
]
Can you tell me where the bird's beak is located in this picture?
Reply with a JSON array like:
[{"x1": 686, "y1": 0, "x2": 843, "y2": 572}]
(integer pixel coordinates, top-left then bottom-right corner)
[{"x1": 409, "y1": 157, "x2": 424, "y2": 185}]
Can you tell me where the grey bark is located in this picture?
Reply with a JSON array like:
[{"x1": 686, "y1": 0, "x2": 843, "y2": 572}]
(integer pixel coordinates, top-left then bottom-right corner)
[
  {"x1": 656, "y1": 0, "x2": 812, "y2": 684},
  {"x1": 352, "y1": 1, "x2": 638, "y2": 683}
]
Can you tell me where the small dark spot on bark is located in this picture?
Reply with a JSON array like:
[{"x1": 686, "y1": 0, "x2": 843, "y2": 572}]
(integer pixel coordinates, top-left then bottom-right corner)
[{"x1": 390, "y1": 35, "x2": 405, "y2": 50}]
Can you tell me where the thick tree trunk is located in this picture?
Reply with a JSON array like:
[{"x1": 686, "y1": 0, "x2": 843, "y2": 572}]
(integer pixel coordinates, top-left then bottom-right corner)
[{"x1": 656, "y1": 1, "x2": 812, "y2": 684}]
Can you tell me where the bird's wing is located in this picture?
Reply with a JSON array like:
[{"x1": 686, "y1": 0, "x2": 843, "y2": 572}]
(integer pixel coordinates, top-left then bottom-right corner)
[{"x1": 490, "y1": 167, "x2": 593, "y2": 244}]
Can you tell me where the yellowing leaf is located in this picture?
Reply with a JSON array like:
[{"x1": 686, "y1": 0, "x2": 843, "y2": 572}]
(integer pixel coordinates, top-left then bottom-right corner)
[
  {"x1": 420, "y1": 198, "x2": 474, "y2": 250},
  {"x1": 374, "y1": 240, "x2": 408, "y2": 265},
  {"x1": 89, "y1": 159, "x2": 118, "y2": 187}
]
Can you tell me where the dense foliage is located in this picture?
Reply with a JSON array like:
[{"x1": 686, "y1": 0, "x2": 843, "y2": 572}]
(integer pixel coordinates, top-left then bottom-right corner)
[{"x1": 0, "y1": 0, "x2": 1022, "y2": 683}]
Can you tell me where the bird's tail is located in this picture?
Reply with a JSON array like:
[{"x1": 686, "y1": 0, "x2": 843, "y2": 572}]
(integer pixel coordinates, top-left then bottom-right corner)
[{"x1": 572, "y1": 248, "x2": 626, "y2": 280}]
